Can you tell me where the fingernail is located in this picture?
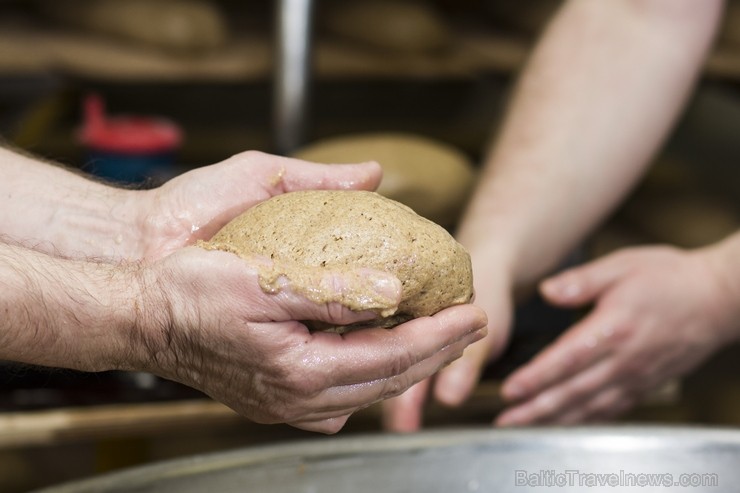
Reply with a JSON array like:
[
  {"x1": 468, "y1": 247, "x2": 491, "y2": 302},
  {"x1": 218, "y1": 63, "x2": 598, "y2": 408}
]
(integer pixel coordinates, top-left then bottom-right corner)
[
  {"x1": 543, "y1": 277, "x2": 580, "y2": 300},
  {"x1": 368, "y1": 271, "x2": 401, "y2": 299},
  {"x1": 496, "y1": 412, "x2": 520, "y2": 427},
  {"x1": 354, "y1": 270, "x2": 401, "y2": 314},
  {"x1": 470, "y1": 328, "x2": 487, "y2": 341}
]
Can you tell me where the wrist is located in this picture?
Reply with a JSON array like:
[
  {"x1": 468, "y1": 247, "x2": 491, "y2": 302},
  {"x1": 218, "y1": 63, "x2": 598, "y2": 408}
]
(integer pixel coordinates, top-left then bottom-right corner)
[
  {"x1": 697, "y1": 233, "x2": 740, "y2": 344},
  {"x1": 0, "y1": 244, "x2": 144, "y2": 372},
  {"x1": 122, "y1": 259, "x2": 181, "y2": 377},
  {"x1": 0, "y1": 147, "x2": 149, "y2": 260},
  {"x1": 456, "y1": 213, "x2": 532, "y2": 299},
  {"x1": 46, "y1": 183, "x2": 149, "y2": 261}
]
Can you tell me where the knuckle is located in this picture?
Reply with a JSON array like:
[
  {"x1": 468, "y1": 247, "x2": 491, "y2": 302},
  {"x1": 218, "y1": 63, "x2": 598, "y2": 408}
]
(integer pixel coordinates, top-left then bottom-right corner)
[
  {"x1": 382, "y1": 375, "x2": 411, "y2": 400},
  {"x1": 533, "y1": 392, "x2": 560, "y2": 416},
  {"x1": 386, "y1": 346, "x2": 416, "y2": 377},
  {"x1": 284, "y1": 367, "x2": 323, "y2": 398},
  {"x1": 608, "y1": 321, "x2": 634, "y2": 343},
  {"x1": 325, "y1": 301, "x2": 347, "y2": 325},
  {"x1": 617, "y1": 359, "x2": 644, "y2": 379},
  {"x1": 298, "y1": 377, "x2": 324, "y2": 398},
  {"x1": 236, "y1": 149, "x2": 263, "y2": 163}
]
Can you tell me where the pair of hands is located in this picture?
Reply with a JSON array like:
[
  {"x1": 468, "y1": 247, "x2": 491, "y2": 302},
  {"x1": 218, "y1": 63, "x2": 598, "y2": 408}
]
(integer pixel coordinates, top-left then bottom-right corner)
[
  {"x1": 384, "y1": 243, "x2": 740, "y2": 429},
  {"x1": 109, "y1": 151, "x2": 486, "y2": 433}
]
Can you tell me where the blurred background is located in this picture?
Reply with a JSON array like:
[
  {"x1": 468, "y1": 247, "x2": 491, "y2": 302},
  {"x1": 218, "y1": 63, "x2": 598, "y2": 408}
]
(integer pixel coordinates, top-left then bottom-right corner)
[{"x1": 2, "y1": 0, "x2": 740, "y2": 491}]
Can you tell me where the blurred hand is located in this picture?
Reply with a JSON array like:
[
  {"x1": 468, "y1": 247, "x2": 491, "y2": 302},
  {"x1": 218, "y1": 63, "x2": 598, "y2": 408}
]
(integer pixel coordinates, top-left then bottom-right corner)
[
  {"x1": 134, "y1": 247, "x2": 487, "y2": 434},
  {"x1": 497, "y1": 245, "x2": 739, "y2": 426},
  {"x1": 133, "y1": 151, "x2": 382, "y2": 260},
  {"x1": 382, "y1": 265, "x2": 513, "y2": 432}
]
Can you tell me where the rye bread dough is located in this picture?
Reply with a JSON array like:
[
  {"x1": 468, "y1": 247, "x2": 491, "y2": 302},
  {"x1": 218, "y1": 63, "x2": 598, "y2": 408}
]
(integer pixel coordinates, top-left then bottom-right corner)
[
  {"x1": 293, "y1": 133, "x2": 476, "y2": 228},
  {"x1": 199, "y1": 190, "x2": 473, "y2": 332}
]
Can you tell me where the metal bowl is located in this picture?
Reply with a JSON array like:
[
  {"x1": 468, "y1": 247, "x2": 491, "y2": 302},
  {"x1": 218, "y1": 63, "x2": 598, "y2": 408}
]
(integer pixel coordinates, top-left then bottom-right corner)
[{"x1": 35, "y1": 426, "x2": 737, "y2": 492}]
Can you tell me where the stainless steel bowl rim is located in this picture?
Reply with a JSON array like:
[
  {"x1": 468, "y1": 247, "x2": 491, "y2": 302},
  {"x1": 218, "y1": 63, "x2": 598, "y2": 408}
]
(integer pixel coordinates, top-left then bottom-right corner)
[{"x1": 34, "y1": 425, "x2": 740, "y2": 493}]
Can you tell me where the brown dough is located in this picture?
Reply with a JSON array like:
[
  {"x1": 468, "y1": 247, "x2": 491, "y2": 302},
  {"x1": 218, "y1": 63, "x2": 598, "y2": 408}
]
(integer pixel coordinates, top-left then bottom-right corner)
[
  {"x1": 321, "y1": 0, "x2": 452, "y2": 54},
  {"x1": 293, "y1": 133, "x2": 475, "y2": 228},
  {"x1": 40, "y1": 0, "x2": 227, "y2": 54},
  {"x1": 199, "y1": 190, "x2": 473, "y2": 332}
]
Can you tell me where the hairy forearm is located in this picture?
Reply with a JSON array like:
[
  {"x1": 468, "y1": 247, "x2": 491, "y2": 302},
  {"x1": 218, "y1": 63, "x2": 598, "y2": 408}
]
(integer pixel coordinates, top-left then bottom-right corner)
[
  {"x1": 0, "y1": 147, "x2": 146, "y2": 259},
  {"x1": 0, "y1": 240, "x2": 140, "y2": 371},
  {"x1": 460, "y1": 0, "x2": 723, "y2": 289}
]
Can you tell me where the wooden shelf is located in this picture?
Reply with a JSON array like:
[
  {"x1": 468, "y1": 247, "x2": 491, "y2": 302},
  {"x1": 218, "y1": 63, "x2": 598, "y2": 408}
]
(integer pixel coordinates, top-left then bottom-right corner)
[
  {"x1": 0, "y1": 400, "x2": 241, "y2": 450},
  {"x1": 0, "y1": 382, "x2": 506, "y2": 450},
  {"x1": 4, "y1": 26, "x2": 740, "y2": 83}
]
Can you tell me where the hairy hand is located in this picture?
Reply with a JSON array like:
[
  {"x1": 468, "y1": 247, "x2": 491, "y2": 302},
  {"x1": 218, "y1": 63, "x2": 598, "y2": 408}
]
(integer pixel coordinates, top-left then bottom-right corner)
[
  {"x1": 135, "y1": 151, "x2": 382, "y2": 260},
  {"x1": 497, "y1": 246, "x2": 738, "y2": 426},
  {"x1": 133, "y1": 247, "x2": 487, "y2": 434}
]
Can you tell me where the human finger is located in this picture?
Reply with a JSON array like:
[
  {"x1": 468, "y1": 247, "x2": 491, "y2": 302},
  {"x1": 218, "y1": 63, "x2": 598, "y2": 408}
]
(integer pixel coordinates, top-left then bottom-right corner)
[
  {"x1": 432, "y1": 325, "x2": 502, "y2": 407},
  {"x1": 289, "y1": 414, "x2": 352, "y2": 435},
  {"x1": 292, "y1": 331, "x2": 484, "y2": 422},
  {"x1": 264, "y1": 336, "x2": 474, "y2": 423},
  {"x1": 382, "y1": 379, "x2": 432, "y2": 433},
  {"x1": 500, "y1": 310, "x2": 618, "y2": 403},
  {"x1": 551, "y1": 386, "x2": 635, "y2": 425},
  {"x1": 267, "y1": 158, "x2": 382, "y2": 195},
  {"x1": 432, "y1": 286, "x2": 511, "y2": 407},
  {"x1": 260, "y1": 260, "x2": 403, "y2": 327},
  {"x1": 496, "y1": 357, "x2": 616, "y2": 426},
  {"x1": 242, "y1": 152, "x2": 383, "y2": 194},
  {"x1": 308, "y1": 305, "x2": 487, "y2": 387},
  {"x1": 152, "y1": 153, "x2": 382, "y2": 246},
  {"x1": 540, "y1": 253, "x2": 633, "y2": 307}
]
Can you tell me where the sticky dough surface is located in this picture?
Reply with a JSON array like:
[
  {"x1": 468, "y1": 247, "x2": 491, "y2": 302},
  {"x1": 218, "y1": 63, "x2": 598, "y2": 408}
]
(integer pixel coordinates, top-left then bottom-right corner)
[{"x1": 199, "y1": 190, "x2": 473, "y2": 332}]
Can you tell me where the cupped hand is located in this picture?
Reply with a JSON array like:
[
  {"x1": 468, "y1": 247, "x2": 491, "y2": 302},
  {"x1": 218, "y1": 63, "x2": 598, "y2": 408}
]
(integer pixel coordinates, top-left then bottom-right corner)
[
  {"x1": 133, "y1": 247, "x2": 487, "y2": 434},
  {"x1": 382, "y1": 266, "x2": 513, "y2": 432},
  {"x1": 133, "y1": 151, "x2": 382, "y2": 260},
  {"x1": 497, "y1": 245, "x2": 738, "y2": 426}
]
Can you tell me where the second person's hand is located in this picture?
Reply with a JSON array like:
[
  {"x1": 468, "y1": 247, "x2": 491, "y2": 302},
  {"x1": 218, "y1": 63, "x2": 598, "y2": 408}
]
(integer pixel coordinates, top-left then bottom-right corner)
[{"x1": 497, "y1": 245, "x2": 740, "y2": 425}]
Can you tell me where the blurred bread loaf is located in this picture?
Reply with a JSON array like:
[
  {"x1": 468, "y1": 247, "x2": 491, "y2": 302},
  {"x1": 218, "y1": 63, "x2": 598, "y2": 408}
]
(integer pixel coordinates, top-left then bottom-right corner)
[
  {"x1": 321, "y1": 0, "x2": 452, "y2": 54},
  {"x1": 294, "y1": 133, "x2": 476, "y2": 228},
  {"x1": 39, "y1": 0, "x2": 228, "y2": 54}
]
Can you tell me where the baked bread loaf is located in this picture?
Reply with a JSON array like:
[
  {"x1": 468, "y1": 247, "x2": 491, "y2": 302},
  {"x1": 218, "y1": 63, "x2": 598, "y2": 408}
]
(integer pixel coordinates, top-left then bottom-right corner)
[
  {"x1": 293, "y1": 133, "x2": 475, "y2": 228},
  {"x1": 40, "y1": 0, "x2": 227, "y2": 54},
  {"x1": 199, "y1": 190, "x2": 474, "y2": 332},
  {"x1": 321, "y1": 0, "x2": 452, "y2": 54}
]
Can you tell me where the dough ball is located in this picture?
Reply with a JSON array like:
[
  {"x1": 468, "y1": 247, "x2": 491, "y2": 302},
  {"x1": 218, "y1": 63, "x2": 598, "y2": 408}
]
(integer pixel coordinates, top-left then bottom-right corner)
[
  {"x1": 199, "y1": 190, "x2": 473, "y2": 332},
  {"x1": 293, "y1": 133, "x2": 476, "y2": 228}
]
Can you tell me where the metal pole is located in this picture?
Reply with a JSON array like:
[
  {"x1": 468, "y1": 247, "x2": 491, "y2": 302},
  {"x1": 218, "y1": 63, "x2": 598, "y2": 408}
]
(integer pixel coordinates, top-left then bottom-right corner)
[{"x1": 273, "y1": 0, "x2": 315, "y2": 155}]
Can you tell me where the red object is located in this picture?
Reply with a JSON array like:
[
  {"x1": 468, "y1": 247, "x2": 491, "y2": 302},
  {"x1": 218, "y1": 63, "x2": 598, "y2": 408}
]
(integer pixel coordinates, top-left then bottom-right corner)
[{"x1": 79, "y1": 94, "x2": 182, "y2": 155}]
